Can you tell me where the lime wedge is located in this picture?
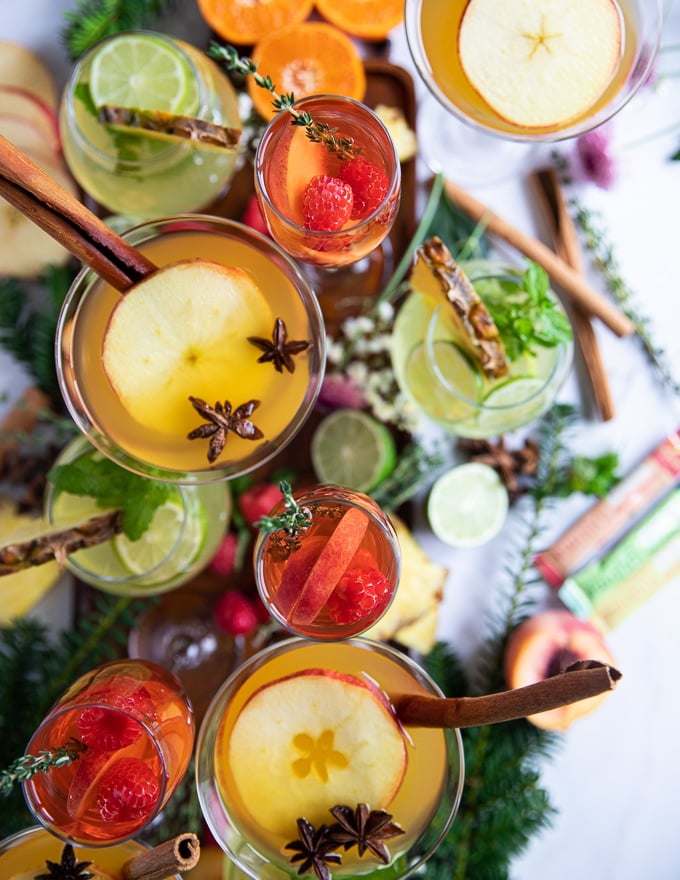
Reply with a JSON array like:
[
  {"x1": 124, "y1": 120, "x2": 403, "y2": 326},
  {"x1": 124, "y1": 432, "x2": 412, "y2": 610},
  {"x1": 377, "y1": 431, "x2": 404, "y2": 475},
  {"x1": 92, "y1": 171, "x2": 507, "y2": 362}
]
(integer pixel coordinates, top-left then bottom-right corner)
[
  {"x1": 405, "y1": 341, "x2": 481, "y2": 423},
  {"x1": 475, "y1": 376, "x2": 547, "y2": 434},
  {"x1": 89, "y1": 34, "x2": 199, "y2": 115},
  {"x1": 113, "y1": 496, "x2": 206, "y2": 579},
  {"x1": 427, "y1": 462, "x2": 508, "y2": 548},
  {"x1": 310, "y1": 409, "x2": 397, "y2": 492}
]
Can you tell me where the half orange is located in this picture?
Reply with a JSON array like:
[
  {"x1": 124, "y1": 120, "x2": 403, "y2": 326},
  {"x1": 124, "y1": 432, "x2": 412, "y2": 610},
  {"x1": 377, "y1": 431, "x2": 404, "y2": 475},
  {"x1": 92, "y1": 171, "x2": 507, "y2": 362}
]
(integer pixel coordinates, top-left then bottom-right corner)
[
  {"x1": 246, "y1": 22, "x2": 366, "y2": 120},
  {"x1": 197, "y1": 0, "x2": 314, "y2": 46},
  {"x1": 315, "y1": 0, "x2": 405, "y2": 41}
]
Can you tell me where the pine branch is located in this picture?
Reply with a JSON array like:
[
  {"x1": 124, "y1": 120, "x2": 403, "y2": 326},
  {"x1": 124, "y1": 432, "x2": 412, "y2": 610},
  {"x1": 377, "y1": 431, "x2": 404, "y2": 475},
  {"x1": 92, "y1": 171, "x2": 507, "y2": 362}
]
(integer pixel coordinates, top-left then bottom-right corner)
[{"x1": 62, "y1": 0, "x2": 176, "y2": 60}]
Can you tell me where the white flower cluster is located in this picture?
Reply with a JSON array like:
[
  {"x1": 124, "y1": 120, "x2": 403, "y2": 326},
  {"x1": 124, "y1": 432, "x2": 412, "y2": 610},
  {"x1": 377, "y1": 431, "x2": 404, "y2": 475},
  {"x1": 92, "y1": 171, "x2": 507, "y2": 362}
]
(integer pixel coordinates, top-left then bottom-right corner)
[{"x1": 326, "y1": 303, "x2": 420, "y2": 434}]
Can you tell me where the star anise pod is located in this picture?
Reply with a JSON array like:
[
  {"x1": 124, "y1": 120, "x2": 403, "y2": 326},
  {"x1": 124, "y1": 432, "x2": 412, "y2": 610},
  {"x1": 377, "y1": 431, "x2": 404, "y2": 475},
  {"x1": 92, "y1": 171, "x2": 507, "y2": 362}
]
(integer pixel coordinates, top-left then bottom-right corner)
[
  {"x1": 187, "y1": 397, "x2": 264, "y2": 463},
  {"x1": 248, "y1": 317, "x2": 310, "y2": 374},
  {"x1": 284, "y1": 817, "x2": 342, "y2": 880},
  {"x1": 36, "y1": 843, "x2": 93, "y2": 880},
  {"x1": 458, "y1": 436, "x2": 540, "y2": 502},
  {"x1": 327, "y1": 803, "x2": 405, "y2": 863}
]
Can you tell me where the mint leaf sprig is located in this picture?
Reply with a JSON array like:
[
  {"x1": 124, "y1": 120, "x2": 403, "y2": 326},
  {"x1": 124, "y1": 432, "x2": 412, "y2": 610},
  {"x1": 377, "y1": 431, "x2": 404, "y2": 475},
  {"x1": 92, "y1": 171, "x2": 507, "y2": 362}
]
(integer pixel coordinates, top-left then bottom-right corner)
[
  {"x1": 0, "y1": 738, "x2": 85, "y2": 797},
  {"x1": 480, "y1": 261, "x2": 573, "y2": 361},
  {"x1": 208, "y1": 43, "x2": 361, "y2": 160},
  {"x1": 48, "y1": 453, "x2": 174, "y2": 541}
]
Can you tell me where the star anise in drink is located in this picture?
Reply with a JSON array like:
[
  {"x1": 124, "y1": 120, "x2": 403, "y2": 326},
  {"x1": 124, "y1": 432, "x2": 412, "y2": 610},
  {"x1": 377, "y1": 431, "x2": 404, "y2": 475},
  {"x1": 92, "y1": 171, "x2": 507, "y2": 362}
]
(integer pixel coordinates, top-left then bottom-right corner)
[
  {"x1": 327, "y1": 803, "x2": 405, "y2": 863},
  {"x1": 248, "y1": 317, "x2": 310, "y2": 374},
  {"x1": 285, "y1": 817, "x2": 342, "y2": 880},
  {"x1": 187, "y1": 397, "x2": 264, "y2": 463},
  {"x1": 35, "y1": 844, "x2": 93, "y2": 880}
]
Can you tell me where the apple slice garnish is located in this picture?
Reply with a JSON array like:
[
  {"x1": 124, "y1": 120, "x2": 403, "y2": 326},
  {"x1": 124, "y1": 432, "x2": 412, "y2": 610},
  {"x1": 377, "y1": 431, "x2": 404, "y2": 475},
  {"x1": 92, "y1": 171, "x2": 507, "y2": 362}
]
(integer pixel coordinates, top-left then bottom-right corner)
[
  {"x1": 227, "y1": 668, "x2": 408, "y2": 837},
  {"x1": 458, "y1": 0, "x2": 622, "y2": 129},
  {"x1": 0, "y1": 86, "x2": 61, "y2": 151},
  {"x1": 289, "y1": 507, "x2": 370, "y2": 626},
  {"x1": 101, "y1": 259, "x2": 273, "y2": 435},
  {"x1": 0, "y1": 41, "x2": 58, "y2": 109}
]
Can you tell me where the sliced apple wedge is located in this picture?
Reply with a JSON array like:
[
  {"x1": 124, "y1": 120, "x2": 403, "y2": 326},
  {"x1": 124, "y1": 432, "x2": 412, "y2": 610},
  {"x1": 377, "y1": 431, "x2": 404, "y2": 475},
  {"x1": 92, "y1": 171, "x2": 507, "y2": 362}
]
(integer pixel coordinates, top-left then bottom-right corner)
[
  {"x1": 0, "y1": 41, "x2": 58, "y2": 109},
  {"x1": 228, "y1": 668, "x2": 408, "y2": 837},
  {"x1": 459, "y1": 0, "x2": 622, "y2": 129},
  {"x1": 101, "y1": 260, "x2": 273, "y2": 434}
]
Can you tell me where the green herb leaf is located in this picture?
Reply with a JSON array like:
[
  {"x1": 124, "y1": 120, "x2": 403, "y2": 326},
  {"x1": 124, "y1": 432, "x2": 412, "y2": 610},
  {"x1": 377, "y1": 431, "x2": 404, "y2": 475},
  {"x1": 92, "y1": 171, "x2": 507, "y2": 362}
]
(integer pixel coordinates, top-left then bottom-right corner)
[
  {"x1": 48, "y1": 452, "x2": 173, "y2": 541},
  {"x1": 478, "y1": 262, "x2": 573, "y2": 360}
]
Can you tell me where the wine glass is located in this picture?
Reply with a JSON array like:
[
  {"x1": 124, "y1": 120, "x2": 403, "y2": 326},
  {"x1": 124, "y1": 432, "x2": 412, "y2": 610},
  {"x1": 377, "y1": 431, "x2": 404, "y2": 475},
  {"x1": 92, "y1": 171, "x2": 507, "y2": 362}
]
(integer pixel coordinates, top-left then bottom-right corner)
[
  {"x1": 404, "y1": 0, "x2": 663, "y2": 183},
  {"x1": 254, "y1": 95, "x2": 401, "y2": 313},
  {"x1": 196, "y1": 636, "x2": 464, "y2": 880}
]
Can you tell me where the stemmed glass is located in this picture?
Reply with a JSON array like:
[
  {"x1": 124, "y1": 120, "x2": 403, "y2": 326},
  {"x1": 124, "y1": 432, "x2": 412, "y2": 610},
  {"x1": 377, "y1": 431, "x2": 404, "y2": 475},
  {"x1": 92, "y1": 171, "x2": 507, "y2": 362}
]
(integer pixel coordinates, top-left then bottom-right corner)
[
  {"x1": 404, "y1": 0, "x2": 664, "y2": 183},
  {"x1": 254, "y1": 95, "x2": 401, "y2": 314}
]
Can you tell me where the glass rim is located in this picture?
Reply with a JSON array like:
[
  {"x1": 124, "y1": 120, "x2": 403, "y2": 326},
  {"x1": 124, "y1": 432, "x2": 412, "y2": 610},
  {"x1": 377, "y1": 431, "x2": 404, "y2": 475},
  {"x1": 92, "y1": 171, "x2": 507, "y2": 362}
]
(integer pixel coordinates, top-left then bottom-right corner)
[
  {"x1": 62, "y1": 29, "x2": 208, "y2": 169},
  {"x1": 55, "y1": 214, "x2": 327, "y2": 486},
  {"x1": 404, "y1": 0, "x2": 664, "y2": 144},
  {"x1": 195, "y1": 635, "x2": 465, "y2": 880},
  {"x1": 254, "y1": 93, "x2": 402, "y2": 237}
]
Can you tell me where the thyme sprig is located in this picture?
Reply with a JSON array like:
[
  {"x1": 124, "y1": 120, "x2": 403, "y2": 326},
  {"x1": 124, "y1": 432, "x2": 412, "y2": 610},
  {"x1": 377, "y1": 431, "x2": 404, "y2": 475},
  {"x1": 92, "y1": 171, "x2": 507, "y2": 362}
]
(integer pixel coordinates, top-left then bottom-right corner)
[
  {"x1": 208, "y1": 43, "x2": 361, "y2": 159},
  {"x1": 257, "y1": 480, "x2": 313, "y2": 538},
  {"x1": 0, "y1": 738, "x2": 86, "y2": 797}
]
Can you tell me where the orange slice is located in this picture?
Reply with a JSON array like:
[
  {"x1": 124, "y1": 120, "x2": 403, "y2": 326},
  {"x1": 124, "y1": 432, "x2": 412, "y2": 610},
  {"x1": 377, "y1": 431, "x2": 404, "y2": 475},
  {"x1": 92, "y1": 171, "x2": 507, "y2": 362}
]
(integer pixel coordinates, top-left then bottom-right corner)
[
  {"x1": 196, "y1": 0, "x2": 314, "y2": 46},
  {"x1": 246, "y1": 22, "x2": 366, "y2": 120},
  {"x1": 315, "y1": 0, "x2": 405, "y2": 41}
]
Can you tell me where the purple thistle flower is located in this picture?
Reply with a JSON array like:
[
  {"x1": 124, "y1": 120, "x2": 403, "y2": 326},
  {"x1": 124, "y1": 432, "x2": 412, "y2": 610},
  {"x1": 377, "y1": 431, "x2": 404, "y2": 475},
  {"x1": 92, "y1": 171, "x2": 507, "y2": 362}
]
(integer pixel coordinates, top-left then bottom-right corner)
[
  {"x1": 572, "y1": 125, "x2": 618, "y2": 189},
  {"x1": 317, "y1": 372, "x2": 366, "y2": 411}
]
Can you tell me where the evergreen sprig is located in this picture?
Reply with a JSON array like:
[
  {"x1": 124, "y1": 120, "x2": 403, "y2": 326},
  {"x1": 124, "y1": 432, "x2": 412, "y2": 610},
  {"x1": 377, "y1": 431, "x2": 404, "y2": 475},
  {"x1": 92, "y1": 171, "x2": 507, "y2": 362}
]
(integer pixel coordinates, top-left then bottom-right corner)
[
  {"x1": 62, "y1": 0, "x2": 176, "y2": 60},
  {"x1": 0, "y1": 738, "x2": 86, "y2": 797},
  {"x1": 208, "y1": 43, "x2": 361, "y2": 158},
  {"x1": 0, "y1": 266, "x2": 75, "y2": 399},
  {"x1": 420, "y1": 404, "x2": 581, "y2": 879}
]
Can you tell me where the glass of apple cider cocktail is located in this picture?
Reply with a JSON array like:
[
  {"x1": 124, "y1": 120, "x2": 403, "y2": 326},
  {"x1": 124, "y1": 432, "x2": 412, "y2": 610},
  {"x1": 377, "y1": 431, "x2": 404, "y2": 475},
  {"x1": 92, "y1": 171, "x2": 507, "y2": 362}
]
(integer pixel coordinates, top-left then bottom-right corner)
[
  {"x1": 22, "y1": 659, "x2": 194, "y2": 846},
  {"x1": 56, "y1": 216, "x2": 325, "y2": 485},
  {"x1": 255, "y1": 95, "x2": 401, "y2": 271},
  {"x1": 254, "y1": 483, "x2": 401, "y2": 640},
  {"x1": 196, "y1": 637, "x2": 464, "y2": 880},
  {"x1": 0, "y1": 827, "x2": 183, "y2": 880},
  {"x1": 60, "y1": 31, "x2": 242, "y2": 220}
]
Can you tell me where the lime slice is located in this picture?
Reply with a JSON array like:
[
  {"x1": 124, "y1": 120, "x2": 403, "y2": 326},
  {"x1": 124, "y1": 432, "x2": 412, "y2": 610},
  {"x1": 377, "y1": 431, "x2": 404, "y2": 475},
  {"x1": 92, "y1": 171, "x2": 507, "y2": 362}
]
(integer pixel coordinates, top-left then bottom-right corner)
[
  {"x1": 89, "y1": 34, "x2": 199, "y2": 115},
  {"x1": 476, "y1": 376, "x2": 547, "y2": 434},
  {"x1": 427, "y1": 462, "x2": 509, "y2": 548},
  {"x1": 405, "y1": 341, "x2": 481, "y2": 423},
  {"x1": 113, "y1": 496, "x2": 206, "y2": 579},
  {"x1": 310, "y1": 409, "x2": 397, "y2": 492}
]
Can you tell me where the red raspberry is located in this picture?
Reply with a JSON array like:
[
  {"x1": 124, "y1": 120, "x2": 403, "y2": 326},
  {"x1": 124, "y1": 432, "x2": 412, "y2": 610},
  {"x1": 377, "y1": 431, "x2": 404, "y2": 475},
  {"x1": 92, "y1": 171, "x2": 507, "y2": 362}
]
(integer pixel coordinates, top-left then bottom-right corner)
[
  {"x1": 76, "y1": 678, "x2": 155, "y2": 751},
  {"x1": 302, "y1": 175, "x2": 353, "y2": 231},
  {"x1": 339, "y1": 158, "x2": 390, "y2": 220},
  {"x1": 241, "y1": 194, "x2": 270, "y2": 237},
  {"x1": 214, "y1": 589, "x2": 261, "y2": 636},
  {"x1": 208, "y1": 532, "x2": 239, "y2": 578},
  {"x1": 327, "y1": 566, "x2": 392, "y2": 625},
  {"x1": 238, "y1": 482, "x2": 284, "y2": 527},
  {"x1": 96, "y1": 757, "x2": 160, "y2": 823}
]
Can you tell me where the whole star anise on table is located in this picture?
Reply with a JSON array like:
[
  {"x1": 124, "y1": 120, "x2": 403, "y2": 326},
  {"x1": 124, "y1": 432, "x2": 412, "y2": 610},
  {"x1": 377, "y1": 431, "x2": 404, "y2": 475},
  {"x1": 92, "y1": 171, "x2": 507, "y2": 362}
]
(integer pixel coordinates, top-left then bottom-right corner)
[
  {"x1": 187, "y1": 397, "x2": 264, "y2": 464},
  {"x1": 285, "y1": 817, "x2": 342, "y2": 880},
  {"x1": 458, "y1": 436, "x2": 539, "y2": 502},
  {"x1": 327, "y1": 803, "x2": 405, "y2": 863},
  {"x1": 248, "y1": 317, "x2": 310, "y2": 373}
]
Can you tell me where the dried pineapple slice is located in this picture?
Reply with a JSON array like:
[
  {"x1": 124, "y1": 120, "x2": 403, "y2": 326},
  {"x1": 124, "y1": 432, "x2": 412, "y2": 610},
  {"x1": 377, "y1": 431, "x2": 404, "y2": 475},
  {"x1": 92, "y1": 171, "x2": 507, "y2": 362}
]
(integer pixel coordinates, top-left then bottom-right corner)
[
  {"x1": 410, "y1": 236, "x2": 508, "y2": 379},
  {"x1": 98, "y1": 105, "x2": 241, "y2": 150}
]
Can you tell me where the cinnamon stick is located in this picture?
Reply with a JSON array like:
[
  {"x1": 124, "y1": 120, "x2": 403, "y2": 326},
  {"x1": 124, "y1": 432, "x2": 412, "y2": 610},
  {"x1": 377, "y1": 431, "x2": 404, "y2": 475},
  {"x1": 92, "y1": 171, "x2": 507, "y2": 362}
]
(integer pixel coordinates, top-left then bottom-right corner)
[
  {"x1": 0, "y1": 135, "x2": 157, "y2": 292},
  {"x1": 393, "y1": 660, "x2": 621, "y2": 728},
  {"x1": 531, "y1": 167, "x2": 615, "y2": 421},
  {"x1": 443, "y1": 178, "x2": 634, "y2": 338},
  {"x1": 123, "y1": 833, "x2": 201, "y2": 880},
  {"x1": 0, "y1": 386, "x2": 52, "y2": 471}
]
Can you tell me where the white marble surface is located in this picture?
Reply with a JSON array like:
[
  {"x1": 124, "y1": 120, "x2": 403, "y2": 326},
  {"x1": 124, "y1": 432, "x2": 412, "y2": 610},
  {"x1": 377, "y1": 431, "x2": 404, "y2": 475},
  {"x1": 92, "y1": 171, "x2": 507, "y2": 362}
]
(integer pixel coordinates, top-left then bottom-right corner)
[{"x1": 2, "y1": 2, "x2": 680, "y2": 878}]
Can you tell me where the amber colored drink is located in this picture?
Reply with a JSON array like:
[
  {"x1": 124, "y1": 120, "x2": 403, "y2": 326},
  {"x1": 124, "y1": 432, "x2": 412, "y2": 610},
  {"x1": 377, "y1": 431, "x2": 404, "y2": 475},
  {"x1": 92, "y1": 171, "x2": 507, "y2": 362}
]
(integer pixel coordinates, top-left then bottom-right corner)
[
  {"x1": 196, "y1": 638, "x2": 463, "y2": 880},
  {"x1": 0, "y1": 827, "x2": 181, "y2": 879},
  {"x1": 254, "y1": 485, "x2": 401, "y2": 639},
  {"x1": 406, "y1": 0, "x2": 659, "y2": 141},
  {"x1": 255, "y1": 96, "x2": 400, "y2": 269},
  {"x1": 56, "y1": 217, "x2": 325, "y2": 483},
  {"x1": 23, "y1": 660, "x2": 194, "y2": 846}
]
